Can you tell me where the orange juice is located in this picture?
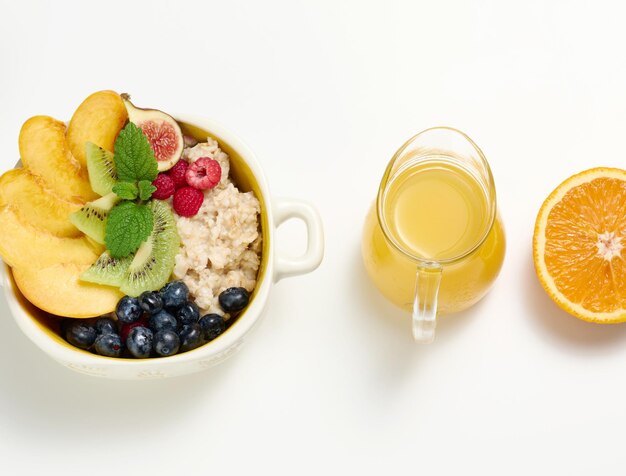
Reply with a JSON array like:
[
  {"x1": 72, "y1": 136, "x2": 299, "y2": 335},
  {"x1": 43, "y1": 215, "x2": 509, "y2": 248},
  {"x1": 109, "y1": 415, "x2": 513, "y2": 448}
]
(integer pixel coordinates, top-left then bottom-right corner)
[
  {"x1": 362, "y1": 130, "x2": 506, "y2": 318},
  {"x1": 382, "y1": 159, "x2": 491, "y2": 261}
]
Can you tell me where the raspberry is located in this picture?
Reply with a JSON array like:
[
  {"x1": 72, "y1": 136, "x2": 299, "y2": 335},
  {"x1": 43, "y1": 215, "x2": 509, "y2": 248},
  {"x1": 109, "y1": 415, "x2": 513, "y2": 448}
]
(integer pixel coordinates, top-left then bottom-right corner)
[
  {"x1": 173, "y1": 187, "x2": 204, "y2": 217},
  {"x1": 186, "y1": 157, "x2": 222, "y2": 190},
  {"x1": 120, "y1": 318, "x2": 148, "y2": 344},
  {"x1": 168, "y1": 159, "x2": 189, "y2": 189},
  {"x1": 151, "y1": 173, "x2": 175, "y2": 200}
]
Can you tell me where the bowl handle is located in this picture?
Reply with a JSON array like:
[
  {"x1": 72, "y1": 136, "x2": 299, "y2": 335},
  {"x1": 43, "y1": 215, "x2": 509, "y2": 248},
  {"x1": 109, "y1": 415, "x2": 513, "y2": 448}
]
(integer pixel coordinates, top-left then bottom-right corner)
[{"x1": 273, "y1": 198, "x2": 324, "y2": 282}]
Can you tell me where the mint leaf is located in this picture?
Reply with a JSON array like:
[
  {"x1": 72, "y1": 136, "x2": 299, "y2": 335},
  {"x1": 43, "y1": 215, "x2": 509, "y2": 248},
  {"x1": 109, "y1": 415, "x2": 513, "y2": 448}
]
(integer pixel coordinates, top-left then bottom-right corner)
[
  {"x1": 105, "y1": 202, "x2": 154, "y2": 258},
  {"x1": 138, "y1": 180, "x2": 157, "y2": 201},
  {"x1": 114, "y1": 122, "x2": 158, "y2": 182},
  {"x1": 112, "y1": 181, "x2": 139, "y2": 200}
]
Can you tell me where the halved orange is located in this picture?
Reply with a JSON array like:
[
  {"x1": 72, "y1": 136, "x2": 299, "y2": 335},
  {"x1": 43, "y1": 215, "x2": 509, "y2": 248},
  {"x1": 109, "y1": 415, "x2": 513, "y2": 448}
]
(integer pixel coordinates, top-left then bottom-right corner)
[{"x1": 533, "y1": 167, "x2": 626, "y2": 323}]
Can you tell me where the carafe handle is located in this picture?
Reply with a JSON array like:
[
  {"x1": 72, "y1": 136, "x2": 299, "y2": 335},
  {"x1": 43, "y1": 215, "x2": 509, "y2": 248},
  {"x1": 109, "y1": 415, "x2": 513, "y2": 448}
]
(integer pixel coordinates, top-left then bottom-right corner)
[{"x1": 412, "y1": 264, "x2": 443, "y2": 343}]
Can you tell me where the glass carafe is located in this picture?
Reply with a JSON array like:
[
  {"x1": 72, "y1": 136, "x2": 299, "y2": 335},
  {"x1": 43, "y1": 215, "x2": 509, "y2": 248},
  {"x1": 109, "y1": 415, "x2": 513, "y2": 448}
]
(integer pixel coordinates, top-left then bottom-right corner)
[{"x1": 362, "y1": 127, "x2": 506, "y2": 342}]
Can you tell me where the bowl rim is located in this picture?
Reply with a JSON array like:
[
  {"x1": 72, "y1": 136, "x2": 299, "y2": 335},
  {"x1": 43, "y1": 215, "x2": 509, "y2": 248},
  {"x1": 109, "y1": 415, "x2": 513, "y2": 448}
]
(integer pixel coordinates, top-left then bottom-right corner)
[{"x1": 2, "y1": 113, "x2": 276, "y2": 371}]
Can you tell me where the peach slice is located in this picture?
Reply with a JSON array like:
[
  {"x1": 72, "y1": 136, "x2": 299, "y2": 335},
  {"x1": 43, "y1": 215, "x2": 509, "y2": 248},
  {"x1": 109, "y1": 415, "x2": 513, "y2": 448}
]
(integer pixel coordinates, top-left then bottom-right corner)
[
  {"x1": 0, "y1": 206, "x2": 101, "y2": 269},
  {"x1": 19, "y1": 116, "x2": 98, "y2": 202},
  {"x1": 13, "y1": 263, "x2": 123, "y2": 318},
  {"x1": 0, "y1": 168, "x2": 83, "y2": 237},
  {"x1": 67, "y1": 90, "x2": 128, "y2": 169}
]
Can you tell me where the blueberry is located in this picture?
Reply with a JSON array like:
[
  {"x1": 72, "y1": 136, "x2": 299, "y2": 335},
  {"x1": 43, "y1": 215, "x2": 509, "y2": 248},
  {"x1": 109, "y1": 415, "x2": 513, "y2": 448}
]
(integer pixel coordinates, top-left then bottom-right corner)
[
  {"x1": 177, "y1": 301, "x2": 200, "y2": 325},
  {"x1": 139, "y1": 291, "x2": 164, "y2": 314},
  {"x1": 148, "y1": 310, "x2": 178, "y2": 333},
  {"x1": 65, "y1": 321, "x2": 97, "y2": 349},
  {"x1": 218, "y1": 287, "x2": 250, "y2": 313},
  {"x1": 199, "y1": 314, "x2": 226, "y2": 341},
  {"x1": 120, "y1": 320, "x2": 149, "y2": 344},
  {"x1": 60, "y1": 318, "x2": 76, "y2": 341},
  {"x1": 94, "y1": 333, "x2": 122, "y2": 357},
  {"x1": 154, "y1": 330, "x2": 180, "y2": 357},
  {"x1": 126, "y1": 326, "x2": 154, "y2": 358},
  {"x1": 160, "y1": 281, "x2": 189, "y2": 309},
  {"x1": 95, "y1": 317, "x2": 118, "y2": 336},
  {"x1": 178, "y1": 323, "x2": 204, "y2": 352},
  {"x1": 115, "y1": 296, "x2": 142, "y2": 324},
  {"x1": 60, "y1": 318, "x2": 72, "y2": 336}
]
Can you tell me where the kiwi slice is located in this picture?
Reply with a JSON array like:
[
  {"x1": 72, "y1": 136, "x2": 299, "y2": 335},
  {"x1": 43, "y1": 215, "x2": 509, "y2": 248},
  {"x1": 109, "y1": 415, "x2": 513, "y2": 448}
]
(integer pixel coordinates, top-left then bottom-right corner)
[
  {"x1": 86, "y1": 142, "x2": 117, "y2": 196},
  {"x1": 69, "y1": 192, "x2": 120, "y2": 244},
  {"x1": 80, "y1": 251, "x2": 133, "y2": 287},
  {"x1": 120, "y1": 200, "x2": 180, "y2": 297}
]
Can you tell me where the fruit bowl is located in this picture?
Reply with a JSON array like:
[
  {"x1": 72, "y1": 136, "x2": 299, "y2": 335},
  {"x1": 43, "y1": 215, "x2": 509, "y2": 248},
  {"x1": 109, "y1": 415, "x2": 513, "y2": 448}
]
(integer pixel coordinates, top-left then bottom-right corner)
[{"x1": 0, "y1": 114, "x2": 324, "y2": 379}]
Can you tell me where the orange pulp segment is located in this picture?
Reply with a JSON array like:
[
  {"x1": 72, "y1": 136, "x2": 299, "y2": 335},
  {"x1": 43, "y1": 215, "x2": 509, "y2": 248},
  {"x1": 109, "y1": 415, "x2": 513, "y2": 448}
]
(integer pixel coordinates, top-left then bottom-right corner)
[{"x1": 533, "y1": 167, "x2": 626, "y2": 323}]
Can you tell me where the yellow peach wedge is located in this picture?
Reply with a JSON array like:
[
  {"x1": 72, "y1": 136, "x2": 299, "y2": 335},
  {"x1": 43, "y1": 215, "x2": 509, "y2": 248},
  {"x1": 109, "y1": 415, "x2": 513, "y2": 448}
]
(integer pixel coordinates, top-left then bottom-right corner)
[
  {"x1": 19, "y1": 116, "x2": 98, "y2": 202},
  {"x1": 13, "y1": 263, "x2": 124, "y2": 318},
  {"x1": 0, "y1": 168, "x2": 83, "y2": 237},
  {"x1": 67, "y1": 90, "x2": 128, "y2": 168},
  {"x1": 0, "y1": 206, "x2": 101, "y2": 269}
]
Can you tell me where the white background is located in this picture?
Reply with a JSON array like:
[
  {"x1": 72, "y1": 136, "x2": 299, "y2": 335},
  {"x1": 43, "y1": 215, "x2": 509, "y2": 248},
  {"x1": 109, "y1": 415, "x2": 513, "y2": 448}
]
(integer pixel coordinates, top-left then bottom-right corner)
[{"x1": 1, "y1": 0, "x2": 626, "y2": 474}]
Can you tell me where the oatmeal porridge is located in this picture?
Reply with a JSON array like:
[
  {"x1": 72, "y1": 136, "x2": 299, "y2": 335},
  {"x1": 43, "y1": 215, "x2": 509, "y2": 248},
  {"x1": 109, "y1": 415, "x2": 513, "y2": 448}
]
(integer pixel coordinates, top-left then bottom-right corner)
[{"x1": 173, "y1": 137, "x2": 261, "y2": 317}]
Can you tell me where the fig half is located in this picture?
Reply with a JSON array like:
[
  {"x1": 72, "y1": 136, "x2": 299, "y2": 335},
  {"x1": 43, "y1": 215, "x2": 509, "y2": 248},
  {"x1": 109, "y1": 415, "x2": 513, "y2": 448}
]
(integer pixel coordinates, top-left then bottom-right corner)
[{"x1": 121, "y1": 93, "x2": 184, "y2": 172}]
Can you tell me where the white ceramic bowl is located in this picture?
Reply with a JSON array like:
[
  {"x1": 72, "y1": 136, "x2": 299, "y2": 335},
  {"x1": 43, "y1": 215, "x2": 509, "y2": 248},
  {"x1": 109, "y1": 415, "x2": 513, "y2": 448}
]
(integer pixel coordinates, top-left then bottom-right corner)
[{"x1": 0, "y1": 114, "x2": 324, "y2": 379}]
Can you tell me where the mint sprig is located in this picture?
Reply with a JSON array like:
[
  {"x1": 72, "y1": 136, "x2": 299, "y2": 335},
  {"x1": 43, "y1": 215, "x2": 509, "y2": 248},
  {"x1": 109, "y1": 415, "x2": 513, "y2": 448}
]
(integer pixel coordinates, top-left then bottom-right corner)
[
  {"x1": 112, "y1": 181, "x2": 139, "y2": 200},
  {"x1": 114, "y1": 122, "x2": 158, "y2": 182},
  {"x1": 138, "y1": 180, "x2": 157, "y2": 200},
  {"x1": 105, "y1": 202, "x2": 154, "y2": 258},
  {"x1": 104, "y1": 123, "x2": 159, "y2": 258}
]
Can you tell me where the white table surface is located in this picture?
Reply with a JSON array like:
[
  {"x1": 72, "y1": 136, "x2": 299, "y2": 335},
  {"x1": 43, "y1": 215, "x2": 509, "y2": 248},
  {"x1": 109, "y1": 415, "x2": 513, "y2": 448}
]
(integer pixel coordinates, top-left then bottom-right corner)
[{"x1": 2, "y1": 0, "x2": 626, "y2": 474}]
